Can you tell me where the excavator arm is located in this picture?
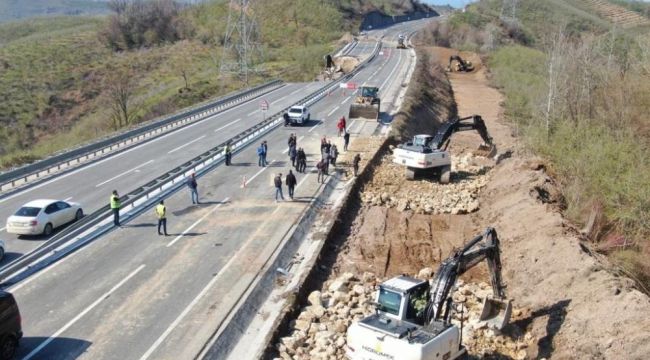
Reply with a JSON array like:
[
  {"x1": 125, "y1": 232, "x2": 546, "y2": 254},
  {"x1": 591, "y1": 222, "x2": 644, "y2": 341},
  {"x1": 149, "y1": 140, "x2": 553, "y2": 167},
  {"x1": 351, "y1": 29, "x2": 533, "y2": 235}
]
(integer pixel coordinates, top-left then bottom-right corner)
[
  {"x1": 423, "y1": 228, "x2": 508, "y2": 325},
  {"x1": 430, "y1": 115, "x2": 494, "y2": 151}
]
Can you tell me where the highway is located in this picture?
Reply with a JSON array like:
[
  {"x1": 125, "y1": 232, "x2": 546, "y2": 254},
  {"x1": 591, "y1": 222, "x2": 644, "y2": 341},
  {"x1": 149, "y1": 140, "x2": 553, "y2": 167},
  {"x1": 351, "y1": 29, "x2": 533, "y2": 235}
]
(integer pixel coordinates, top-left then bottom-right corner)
[{"x1": 7, "y1": 18, "x2": 431, "y2": 360}]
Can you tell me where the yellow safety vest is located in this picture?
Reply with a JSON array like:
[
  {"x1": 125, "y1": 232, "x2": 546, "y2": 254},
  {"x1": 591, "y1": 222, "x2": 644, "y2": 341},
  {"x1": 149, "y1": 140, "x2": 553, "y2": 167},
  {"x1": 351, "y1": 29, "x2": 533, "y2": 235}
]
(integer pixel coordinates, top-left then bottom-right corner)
[
  {"x1": 110, "y1": 195, "x2": 121, "y2": 209},
  {"x1": 156, "y1": 204, "x2": 166, "y2": 219}
]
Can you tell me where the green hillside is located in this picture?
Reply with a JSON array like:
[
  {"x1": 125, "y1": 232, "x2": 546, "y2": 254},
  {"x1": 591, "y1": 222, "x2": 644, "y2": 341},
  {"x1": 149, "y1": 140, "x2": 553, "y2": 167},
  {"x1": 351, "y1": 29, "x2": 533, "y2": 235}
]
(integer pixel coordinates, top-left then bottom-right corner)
[
  {"x1": 422, "y1": 0, "x2": 650, "y2": 285},
  {"x1": 0, "y1": 0, "x2": 427, "y2": 169}
]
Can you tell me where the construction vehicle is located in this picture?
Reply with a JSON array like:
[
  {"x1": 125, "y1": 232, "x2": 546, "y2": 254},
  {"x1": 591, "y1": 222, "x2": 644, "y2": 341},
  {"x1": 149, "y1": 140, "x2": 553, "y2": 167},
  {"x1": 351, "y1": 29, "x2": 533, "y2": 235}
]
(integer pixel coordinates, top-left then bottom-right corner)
[
  {"x1": 392, "y1": 115, "x2": 496, "y2": 182},
  {"x1": 348, "y1": 86, "x2": 380, "y2": 121},
  {"x1": 447, "y1": 55, "x2": 474, "y2": 72},
  {"x1": 397, "y1": 34, "x2": 407, "y2": 49},
  {"x1": 346, "y1": 227, "x2": 511, "y2": 360}
]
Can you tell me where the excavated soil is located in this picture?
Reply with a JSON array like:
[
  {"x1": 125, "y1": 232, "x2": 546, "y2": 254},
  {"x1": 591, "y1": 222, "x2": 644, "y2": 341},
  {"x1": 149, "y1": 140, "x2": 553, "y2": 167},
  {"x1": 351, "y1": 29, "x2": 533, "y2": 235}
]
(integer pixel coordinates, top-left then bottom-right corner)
[{"x1": 270, "y1": 46, "x2": 650, "y2": 360}]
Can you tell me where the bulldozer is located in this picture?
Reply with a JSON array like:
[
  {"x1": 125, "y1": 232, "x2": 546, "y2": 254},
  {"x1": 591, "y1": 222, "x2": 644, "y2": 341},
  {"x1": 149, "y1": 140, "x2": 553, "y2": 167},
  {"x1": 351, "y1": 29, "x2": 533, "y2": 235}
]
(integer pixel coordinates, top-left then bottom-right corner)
[
  {"x1": 348, "y1": 86, "x2": 380, "y2": 121},
  {"x1": 447, "y1": 55, "x2": 474, "y2": 72}
]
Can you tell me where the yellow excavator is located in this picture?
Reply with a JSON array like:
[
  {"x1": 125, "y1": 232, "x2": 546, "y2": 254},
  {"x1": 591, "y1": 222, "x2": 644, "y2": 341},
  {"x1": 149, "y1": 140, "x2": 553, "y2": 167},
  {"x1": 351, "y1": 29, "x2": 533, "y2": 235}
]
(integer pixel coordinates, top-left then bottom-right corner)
[
  {"x1": 447, "y1": 55, "x2": 474, "y2": 72},
  {"x1": 348, "y1": 86, "x2": 380, "y2": 121}
]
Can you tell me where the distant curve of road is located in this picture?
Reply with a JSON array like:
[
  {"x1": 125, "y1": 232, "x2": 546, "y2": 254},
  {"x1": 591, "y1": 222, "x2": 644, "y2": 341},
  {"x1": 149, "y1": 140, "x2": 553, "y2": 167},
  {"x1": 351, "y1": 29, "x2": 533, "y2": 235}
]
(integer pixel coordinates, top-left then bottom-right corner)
[{"x1": 7, "y1": 18, "x2": 433, "y2": 360}]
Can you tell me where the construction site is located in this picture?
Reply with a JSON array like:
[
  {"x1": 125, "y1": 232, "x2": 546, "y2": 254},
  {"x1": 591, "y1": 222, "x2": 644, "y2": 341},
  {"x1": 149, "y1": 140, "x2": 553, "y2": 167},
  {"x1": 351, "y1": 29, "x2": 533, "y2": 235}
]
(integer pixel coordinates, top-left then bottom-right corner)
[{"x1": 265, "y1": 38, "x2": 650, "y2": 360}]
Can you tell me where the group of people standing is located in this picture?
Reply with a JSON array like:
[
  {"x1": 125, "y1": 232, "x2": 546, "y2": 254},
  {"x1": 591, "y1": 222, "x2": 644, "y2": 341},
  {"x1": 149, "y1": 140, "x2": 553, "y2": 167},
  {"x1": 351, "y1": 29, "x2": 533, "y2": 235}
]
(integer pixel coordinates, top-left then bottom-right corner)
[{"x1": 109, "y1": 115, "x2": 363, "y2": 234}]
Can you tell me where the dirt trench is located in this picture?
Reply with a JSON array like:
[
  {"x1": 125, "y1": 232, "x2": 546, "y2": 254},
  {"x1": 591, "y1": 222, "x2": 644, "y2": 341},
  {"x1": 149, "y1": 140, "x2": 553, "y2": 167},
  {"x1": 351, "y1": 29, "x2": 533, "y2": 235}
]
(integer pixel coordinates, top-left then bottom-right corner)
[{"x1": 267, "y1": 46, "x2": 650, "y2": 360}]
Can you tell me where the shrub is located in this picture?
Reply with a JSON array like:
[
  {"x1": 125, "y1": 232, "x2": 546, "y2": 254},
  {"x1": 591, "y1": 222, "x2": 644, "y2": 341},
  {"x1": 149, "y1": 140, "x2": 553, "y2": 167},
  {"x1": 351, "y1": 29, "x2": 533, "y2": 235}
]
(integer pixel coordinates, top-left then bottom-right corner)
[{"x1": 101, "y1": 0, "x2": 192, "y2": 51}]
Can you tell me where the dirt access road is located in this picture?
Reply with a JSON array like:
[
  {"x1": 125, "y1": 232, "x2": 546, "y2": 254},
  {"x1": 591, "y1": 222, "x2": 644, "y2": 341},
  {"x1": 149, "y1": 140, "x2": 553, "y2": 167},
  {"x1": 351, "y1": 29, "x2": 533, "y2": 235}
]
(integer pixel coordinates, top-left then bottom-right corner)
[{"x1": 271, "y1": 47, "x2": 650, "y2": 359}]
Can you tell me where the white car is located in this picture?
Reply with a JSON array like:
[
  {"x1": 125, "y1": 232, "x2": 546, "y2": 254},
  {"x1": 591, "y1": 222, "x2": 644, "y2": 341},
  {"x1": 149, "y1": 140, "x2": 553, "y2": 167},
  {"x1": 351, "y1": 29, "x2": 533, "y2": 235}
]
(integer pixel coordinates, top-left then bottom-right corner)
[
  {"x1": 287, "y1": 105, "x2": 310, "y2": 125},
  {"x1": 6, "y1": 199, "x2": 83, "y2": 236}
]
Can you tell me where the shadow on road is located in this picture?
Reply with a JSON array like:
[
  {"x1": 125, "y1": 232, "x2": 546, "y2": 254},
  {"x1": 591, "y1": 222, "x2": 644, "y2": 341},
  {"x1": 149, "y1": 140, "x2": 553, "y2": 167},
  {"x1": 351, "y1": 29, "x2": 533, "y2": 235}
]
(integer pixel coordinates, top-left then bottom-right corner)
[
  {"x1": 125, "y1": 223, "x2": 156, "y2": 228},
  {"x1": 0, "y1": 252, "x2": 23, "y2": 265},
  {"x1": 16, "y1": 336, "x2": 92, "y2": 359}
]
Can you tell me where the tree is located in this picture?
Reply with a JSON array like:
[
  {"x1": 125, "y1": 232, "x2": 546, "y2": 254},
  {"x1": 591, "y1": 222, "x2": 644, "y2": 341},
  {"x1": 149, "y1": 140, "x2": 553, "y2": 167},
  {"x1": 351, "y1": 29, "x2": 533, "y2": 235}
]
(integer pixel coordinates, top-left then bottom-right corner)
[{"x1": 106, "y1": 69, "x2": 139, "y2": 130}]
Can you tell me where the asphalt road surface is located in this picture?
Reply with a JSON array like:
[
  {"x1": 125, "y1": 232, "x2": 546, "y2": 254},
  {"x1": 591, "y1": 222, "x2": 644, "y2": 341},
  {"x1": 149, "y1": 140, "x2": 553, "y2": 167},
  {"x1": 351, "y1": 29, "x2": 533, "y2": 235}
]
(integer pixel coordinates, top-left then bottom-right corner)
[{"x1": 8, "y1": 18, "x2": 432, "y2": 360}]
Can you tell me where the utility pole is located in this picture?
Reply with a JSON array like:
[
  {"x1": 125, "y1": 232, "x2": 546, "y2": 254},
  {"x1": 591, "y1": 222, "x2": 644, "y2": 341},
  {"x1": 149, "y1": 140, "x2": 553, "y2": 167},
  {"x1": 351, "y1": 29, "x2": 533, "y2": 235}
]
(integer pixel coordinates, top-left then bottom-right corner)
[{"x1": 220, "y1": 0, "x2": 263, "y2": 85}]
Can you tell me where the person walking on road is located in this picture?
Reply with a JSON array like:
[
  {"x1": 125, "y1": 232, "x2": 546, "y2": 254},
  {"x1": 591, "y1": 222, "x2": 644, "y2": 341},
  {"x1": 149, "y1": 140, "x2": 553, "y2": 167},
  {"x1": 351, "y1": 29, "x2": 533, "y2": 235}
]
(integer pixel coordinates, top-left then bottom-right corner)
[
  {"x1": 274, "y1": 173, "x2": 285, "y2": 201},
  {"x1": 330, "y1": 144, "x2": 339, "y2": 166},
  {"x1": 110, "y1": 190, "x2": 121, "y2": 227},
  {"x1": 297, "y1": 148, "x2": 307, "y2": 173},
  {"x1": 257, "y1": 142, "x2": 266, "y2": 167},
  {"x1": 156, "y1": 200, "x2": 168, "y2": 236},
  {"x1": 187, "y1": 173, "x2": 199, "y2": 204},
  {"x1": 224, "y1": 142, "x2": 233, "y2": 166},
  {"x1": 316, "y1": 160, "x2": 326, "y2": 183},
  {"x1": 283, "y1": 112, "x2": 290, "y2": 127},
  {"x1": 353, "y1": 153, "x2": 361, "y2": 177},
  {"x1": 286, "y1": 170, "x2": 297, "y2": 200},
  {"x1": 337, "y1": 116, "x2": 346, "y2": 137},
  {"x1": 343, "y1": 131, "x2": 350, "y2": 151},
  {"x1": 288, "y1": 133, "x2": 297, "y2": 151},
  {"x1": 262, "y1": 140, "x2": 268, "y2": 165},
  {"x1": 289, "y1": 144, "x2": 297, "y2": 168}
]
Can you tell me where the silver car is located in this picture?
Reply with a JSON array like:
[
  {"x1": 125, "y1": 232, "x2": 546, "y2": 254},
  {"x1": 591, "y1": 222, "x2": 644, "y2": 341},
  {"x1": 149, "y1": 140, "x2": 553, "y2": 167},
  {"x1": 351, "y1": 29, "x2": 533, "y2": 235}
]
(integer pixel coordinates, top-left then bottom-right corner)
[{"x1": 6, "y1": 199, "x2": 83, "y2": 236}]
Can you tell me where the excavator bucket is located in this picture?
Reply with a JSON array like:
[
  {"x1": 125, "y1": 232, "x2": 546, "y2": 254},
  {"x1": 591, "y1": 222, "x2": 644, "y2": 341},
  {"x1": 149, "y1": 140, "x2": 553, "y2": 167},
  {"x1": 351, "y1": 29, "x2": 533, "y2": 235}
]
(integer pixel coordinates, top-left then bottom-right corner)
[
  {"x1": 479, "y1": 297, "x2": 512, "y2": 330},
  {"x1": 473, "y1": 144, "x2": 497, "y2": 158},
  {"x1": 349, "y1": 103, "x2": 379, "y2": 121}
]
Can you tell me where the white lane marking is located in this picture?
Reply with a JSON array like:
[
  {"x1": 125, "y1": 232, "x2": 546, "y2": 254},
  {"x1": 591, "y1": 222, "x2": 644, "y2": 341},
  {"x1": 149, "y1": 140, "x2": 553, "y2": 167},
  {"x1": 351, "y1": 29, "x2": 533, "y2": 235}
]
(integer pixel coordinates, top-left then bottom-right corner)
[
  {"x1": 341, "y1": 96, "x2": 352, "y2": 105},
  {"x1": 245, "y1": 160, "x2": 276, "y2": 186},
  {"x1": 0, "y1": 86, "x2": 290, "y2": 206},
  {"x1": 23, "y1": 264, "x2": 146, "y2": 360},
  {"x1": 0, "y1": 227, "x2": 5, "y2": 232},
  {"x1": 167, "y1": 135, "x2": 206, "y2": 154},
  {"x1": 307, "y1": 122, "x2": 321, "y2": 133},
  {"x1": 95, "y1": 160, "x2": 154, "y2": 188},
  {"x1": 290, "y1": 87, "x2": 304, "y2": 95},
  {"x1": 247, "y1": 109, "x2": 258, "y2": 116},
  {"x1": 271, "y1": 96, "x2": 286, "y2": 105},
  {"x1": 379, "y1": 46, "x2": 403, "y2": 90},
  {"x1": 327, "y1": 106, "x2": 340, "y2": 117},
  {"x1": 138, "y1": 230, "x2": 257, "y2": 360},
  {"x1": 166, "y1": 197, "x2": 230, "y2": 248},
  {"x1": 214, "y1": 118, "x2": 241, "y2": 133},
  {"x1": 347, "y1": 120, "x2": 358, "y2": 133},
  {"x1": 63, "y1": 197, "x2": 73, "y2": 202},
  {"x1": 296, "y1": 172, "x2": 311, "y2": 189}
]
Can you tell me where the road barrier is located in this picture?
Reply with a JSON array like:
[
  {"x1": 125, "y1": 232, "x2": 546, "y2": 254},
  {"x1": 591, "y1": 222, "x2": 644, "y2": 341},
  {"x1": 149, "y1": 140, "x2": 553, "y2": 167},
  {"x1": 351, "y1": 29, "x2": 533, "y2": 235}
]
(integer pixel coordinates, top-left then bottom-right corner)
[
  {"x1": 0, "y1": 40, "x2": 382, "y2": 288},
  {"x1": 0, "y1": 80, "x2": 285, "y2": 195}
]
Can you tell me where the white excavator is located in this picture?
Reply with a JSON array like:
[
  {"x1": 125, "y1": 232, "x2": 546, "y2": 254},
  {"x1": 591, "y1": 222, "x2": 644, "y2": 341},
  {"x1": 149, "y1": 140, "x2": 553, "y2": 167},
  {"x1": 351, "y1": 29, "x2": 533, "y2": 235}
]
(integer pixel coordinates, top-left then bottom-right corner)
[
  {"x1": 346, "y1": 227, "x2": 512, "y2": 360},
  {"x1": 392, "y1": 115, "x2": 496, "y2": 182}
]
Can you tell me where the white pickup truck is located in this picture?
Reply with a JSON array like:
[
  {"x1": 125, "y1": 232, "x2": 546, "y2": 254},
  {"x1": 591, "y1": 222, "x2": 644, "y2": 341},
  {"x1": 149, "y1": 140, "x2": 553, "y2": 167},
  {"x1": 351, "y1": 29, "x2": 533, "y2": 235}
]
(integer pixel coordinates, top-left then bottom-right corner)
[{"x1": 287, "y1": 105, "x2": 310, "y2": 125}]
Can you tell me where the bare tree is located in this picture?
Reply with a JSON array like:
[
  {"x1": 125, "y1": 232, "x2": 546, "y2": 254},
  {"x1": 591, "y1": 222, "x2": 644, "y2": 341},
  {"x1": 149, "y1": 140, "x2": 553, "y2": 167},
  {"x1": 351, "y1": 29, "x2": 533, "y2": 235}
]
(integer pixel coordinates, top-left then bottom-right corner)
[{"x1": 106, "y1": 70, "x2": 139, "y2": 130}]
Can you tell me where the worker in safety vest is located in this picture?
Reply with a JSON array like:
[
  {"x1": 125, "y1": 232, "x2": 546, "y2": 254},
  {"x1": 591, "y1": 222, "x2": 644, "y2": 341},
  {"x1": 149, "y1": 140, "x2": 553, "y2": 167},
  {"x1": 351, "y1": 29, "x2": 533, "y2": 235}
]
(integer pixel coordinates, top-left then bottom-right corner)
[
  {"x1": 110, "y1": 190, "x2": 121, "y2": 227},
  {"x1": 156, "y1": 200, "x2": 168, "y2": 236}
]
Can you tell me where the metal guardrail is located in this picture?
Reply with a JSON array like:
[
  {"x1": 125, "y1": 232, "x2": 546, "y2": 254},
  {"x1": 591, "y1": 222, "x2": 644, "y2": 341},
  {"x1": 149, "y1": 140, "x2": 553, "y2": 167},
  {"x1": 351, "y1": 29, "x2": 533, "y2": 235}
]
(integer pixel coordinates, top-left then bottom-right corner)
[
  {"x1": 0, "y1": 80, "x2": 284, "y2": 194},
  {"x1": 0, "y1": 40, "x2": 382, "y2": 287}
]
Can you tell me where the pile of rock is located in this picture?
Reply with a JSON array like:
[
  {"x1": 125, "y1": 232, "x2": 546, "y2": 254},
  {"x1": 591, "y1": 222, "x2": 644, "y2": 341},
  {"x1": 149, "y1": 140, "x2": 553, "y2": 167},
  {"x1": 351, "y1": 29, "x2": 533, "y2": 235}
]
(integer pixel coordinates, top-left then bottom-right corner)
[
  {"x1": 361, "y1": 153, "x2": 490, "y2": 214},
  {"x1": 452, "y1": 281, "x2": 534, "y2": 360},
  {"x1": 273, "y1": 270, "x2": 534, "y2": 360},
  {"x1": 274, "y1": 272, "x2": 376, "y2": 360}
]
